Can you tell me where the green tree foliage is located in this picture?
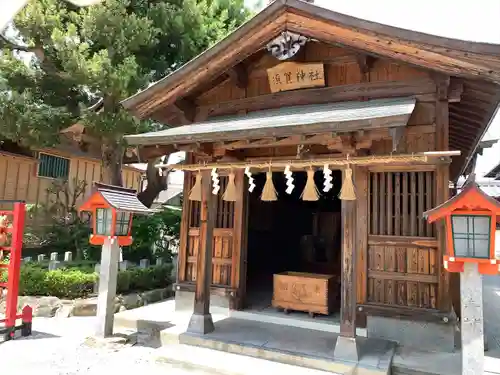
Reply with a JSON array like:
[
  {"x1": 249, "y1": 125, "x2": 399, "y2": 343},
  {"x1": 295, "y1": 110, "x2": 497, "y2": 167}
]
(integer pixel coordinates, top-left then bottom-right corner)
[
  {"x1": 0, "y1": 0, "x2": 251, "y2": 189},
  {"x1": 124, "y1": 206, "x2": 181, "y2": 263}
]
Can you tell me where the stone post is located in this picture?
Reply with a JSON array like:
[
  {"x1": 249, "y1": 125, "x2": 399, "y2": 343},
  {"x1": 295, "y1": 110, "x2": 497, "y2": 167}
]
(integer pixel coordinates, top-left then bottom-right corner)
[
  {"x1": 119, "y1": 260, "x2": 130, "y2": 271},
  {"x1": 64, "y1": 251, "x2": 73, "y2": 262},
  {"x1": 139, "y1": 259, "x2": 150, "y2": 269},
  {"x1": 95, "y1": 237, "x2": 120, "y2": 337},
  {"x1": 461, "y1": 262, "x2": 484, "y2": 375},
  {"x1": 37, "y1": 254, "x2": 45, "y2": 262},
  {"x1": 93, "y1": 263, "x2": 100, "y2": 293},
  {"x1": 155, "y1": 257, "x2": 163, "y2": 266},
  {"x1": 48, "y1": 252, "x2": 60, "y2": 271}
]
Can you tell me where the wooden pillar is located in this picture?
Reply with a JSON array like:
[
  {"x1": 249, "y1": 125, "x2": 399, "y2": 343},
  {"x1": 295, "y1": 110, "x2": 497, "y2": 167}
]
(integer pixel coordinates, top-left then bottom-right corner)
[
  {"x1": 231, "y1": 170, "x2": 248, "y2": 310},
  {"x1": 178, "y1": 152, "x2": 194, "y2": 284},
  {"x1": 355, "y1": 167, "x2": 368, "y2": 328},
  {"x1": 187, "y1": 169, "x2": 216, "y2": 334},
  {"x1": 434, "y1": 75, "x2": 453, "y2": 315},
  {"x1": 334, "y1": 167, "x2": 359, "y2": 361}
]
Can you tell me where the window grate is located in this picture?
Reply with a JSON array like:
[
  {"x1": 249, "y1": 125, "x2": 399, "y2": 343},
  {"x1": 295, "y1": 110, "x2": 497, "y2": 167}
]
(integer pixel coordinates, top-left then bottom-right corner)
[{"x1": 38, "y1": 153, "x2": 70, "y2": 179}]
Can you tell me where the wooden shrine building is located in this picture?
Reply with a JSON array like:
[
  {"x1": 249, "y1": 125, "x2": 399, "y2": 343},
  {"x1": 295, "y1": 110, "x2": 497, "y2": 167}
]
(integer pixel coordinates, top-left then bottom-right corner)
[{"x1": 123, "y1": 0, "x2": 500, "y2": 354}]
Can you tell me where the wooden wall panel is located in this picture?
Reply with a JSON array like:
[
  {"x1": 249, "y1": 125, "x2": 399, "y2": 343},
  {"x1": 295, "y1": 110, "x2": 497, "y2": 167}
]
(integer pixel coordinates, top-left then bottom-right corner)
[
  {"x1": 196, "y1": 41, "x2": 435, "y2": 119},
  {"x1": 366, "y1": 170, "x2": 440, "y2": 310},
  {"x1": 366, "y1": 243, "x2": 438, "y2": 309},
  {"x1": 327, "y1": 62, "x2": 362, "y2": 86},
  {"x1": 0, "y1": 153, "x2": 141, "y2": 222},
  {"x1": 370, "y1": 60, "x2": 429, "y2": 82}
]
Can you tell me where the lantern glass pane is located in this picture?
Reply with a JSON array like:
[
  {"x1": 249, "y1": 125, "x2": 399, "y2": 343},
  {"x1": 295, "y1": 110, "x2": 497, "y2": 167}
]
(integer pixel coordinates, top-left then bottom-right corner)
[
  {"x1": 95, "y1": 208, "x2": 112, "y2": 235},
  {"x1": 451, "y1": 215, "x2": 491, "y2": 259},
  {"x1": 115, "y1": 211, "x2": 131, "y2": 236}
]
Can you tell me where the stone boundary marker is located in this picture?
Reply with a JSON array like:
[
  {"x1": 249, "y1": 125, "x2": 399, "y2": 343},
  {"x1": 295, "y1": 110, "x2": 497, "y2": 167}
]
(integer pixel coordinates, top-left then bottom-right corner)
[{"x1": 0, "y1": 286, "x2": 174, "y2": 318}]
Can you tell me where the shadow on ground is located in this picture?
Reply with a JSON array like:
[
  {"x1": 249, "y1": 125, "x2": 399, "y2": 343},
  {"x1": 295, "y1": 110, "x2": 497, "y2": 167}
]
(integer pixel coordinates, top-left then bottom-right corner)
[
  {"x1": 0, "y1": 330, "x2": 60, "y2": 344},
  {"x1": 131, "y1": 319, "x2": 174, "y2": 349}
]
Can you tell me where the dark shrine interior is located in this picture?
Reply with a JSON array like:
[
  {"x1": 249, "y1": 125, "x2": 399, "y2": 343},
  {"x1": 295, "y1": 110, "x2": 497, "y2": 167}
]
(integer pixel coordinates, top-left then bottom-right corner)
[{"x1": 245, "y1": 170, "x2": 343, "y2": 311}]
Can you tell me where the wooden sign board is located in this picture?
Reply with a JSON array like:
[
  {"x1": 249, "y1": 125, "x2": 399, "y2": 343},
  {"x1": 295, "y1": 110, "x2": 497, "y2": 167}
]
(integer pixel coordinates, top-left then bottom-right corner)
[{"x1": 267, "y1": 62, "x2": 325, "y2": 93}]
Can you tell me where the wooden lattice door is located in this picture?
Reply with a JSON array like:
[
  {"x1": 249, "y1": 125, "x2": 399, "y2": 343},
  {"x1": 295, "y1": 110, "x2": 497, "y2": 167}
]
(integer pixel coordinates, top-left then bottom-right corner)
[
  {"x1": 182, "y1": 174, "x2": 236, "y2": 287},
  {"x1": 366, "y1": 170, "x2": 440, "y2": 309}
]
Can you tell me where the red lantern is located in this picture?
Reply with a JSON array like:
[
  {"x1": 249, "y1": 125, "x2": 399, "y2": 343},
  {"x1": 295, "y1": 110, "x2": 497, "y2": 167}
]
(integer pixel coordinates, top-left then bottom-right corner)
[
  {"x1": 79, "y1": 183, "x2": 154, "y2": 247},
  {"x1": 424, "y1": 179, "x2": 500, "y2": 275}
]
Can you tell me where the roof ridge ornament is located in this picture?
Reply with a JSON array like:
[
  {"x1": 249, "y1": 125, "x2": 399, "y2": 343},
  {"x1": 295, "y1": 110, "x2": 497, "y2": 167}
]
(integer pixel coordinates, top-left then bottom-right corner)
[{"x1": 267, "y1": 31, "x2": 309, "y2": 60}]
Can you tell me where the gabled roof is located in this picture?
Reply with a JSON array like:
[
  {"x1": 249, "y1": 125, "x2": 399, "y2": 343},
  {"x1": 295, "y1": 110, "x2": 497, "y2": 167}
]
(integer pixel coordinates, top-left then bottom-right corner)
[
  {"x1": 122, "y1": 0, "x2": 500, "y2": 117},
  {"x1": 485, "y1": 162, "x2": 500, "y2": 180},
  {"x1": 424, "y1": 179, "x2": 500, "y2": 223},
  {"x1": 121, "y1": 0, "x2": 500, "y2": 181}
]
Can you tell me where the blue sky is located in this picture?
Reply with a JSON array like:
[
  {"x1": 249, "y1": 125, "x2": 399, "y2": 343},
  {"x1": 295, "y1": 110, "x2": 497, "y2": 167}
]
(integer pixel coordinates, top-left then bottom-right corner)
[{"x1": 245, "y1": 0, "x2": 500, "y2": 177}]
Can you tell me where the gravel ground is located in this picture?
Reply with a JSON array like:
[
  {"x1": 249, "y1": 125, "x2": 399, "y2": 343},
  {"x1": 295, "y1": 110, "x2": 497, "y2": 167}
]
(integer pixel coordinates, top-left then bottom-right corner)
[{"x1": 0, "y1": 316, "x2": 207, "y2": 375}]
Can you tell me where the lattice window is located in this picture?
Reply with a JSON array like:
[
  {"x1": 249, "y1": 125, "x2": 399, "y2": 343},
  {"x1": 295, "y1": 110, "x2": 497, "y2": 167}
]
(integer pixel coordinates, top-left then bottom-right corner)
[
  {"x1": 369, "y1": 171, "x2": 436, "y2": 237},
  {"x1": 37, "y1": 153, "x2": 70, "y2": 179},
  {"x1": 188, "y1": 174, "x2": 234, "y2": 229}
]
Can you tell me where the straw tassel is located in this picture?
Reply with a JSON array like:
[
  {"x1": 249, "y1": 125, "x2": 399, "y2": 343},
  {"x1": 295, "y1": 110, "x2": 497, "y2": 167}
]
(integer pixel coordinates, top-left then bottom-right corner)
[
  {"x1": 189, "y1": 172, "x2": 202, "y2": 201},
  {"x1": 339, "y1": 166, "x2": 356, "y2": 200},
  {"x1": 223, "y1": 171, "x2": 238, "y2": 201},
  {"x1": 301, "y1": 168, "x2": 319, "y2": 201},
  {"x1": 261, "y1": 171, "x2": 277, "y2": 201}
]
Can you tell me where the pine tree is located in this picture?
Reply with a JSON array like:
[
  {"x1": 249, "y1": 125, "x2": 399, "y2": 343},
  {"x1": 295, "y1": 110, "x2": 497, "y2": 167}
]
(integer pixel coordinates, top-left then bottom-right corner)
[{"x1": 0, "y1": 0, "x2": 251, "y2": 206}]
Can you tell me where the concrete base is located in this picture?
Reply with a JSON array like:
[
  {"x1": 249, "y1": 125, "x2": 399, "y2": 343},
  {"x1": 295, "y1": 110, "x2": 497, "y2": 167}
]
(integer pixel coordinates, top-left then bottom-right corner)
[
  {"x1": 179, "y1": 318, "x2": 395, "y2": 375},
  {"x1": 367, "y1": 315, "x2": 456, "y2": 353},
  {"x1": 455, "y1": 326, "x2": 489, "y2": 351},
  {"x1": 174, "y1": 291, "x2": 230, "y2": 312},
  {"x1": 187, "y1": 313, "x2": 215, "y2": 334},
  {"x1": 334, "y1": 336, "x2": 360, "y2": 362}
]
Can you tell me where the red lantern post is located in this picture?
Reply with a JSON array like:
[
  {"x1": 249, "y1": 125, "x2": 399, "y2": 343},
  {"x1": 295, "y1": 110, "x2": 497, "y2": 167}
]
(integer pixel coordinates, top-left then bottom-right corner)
[
  {"x1": 424, "y1": 178, "x2": 500, "y2": 375},
  {"x1": 80, "y1": 183, "x2": 154, "y2": 337}
]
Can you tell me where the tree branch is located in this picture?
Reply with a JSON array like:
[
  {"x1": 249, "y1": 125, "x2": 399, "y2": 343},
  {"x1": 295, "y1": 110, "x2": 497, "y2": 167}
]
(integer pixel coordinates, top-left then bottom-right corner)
[
  {"x1": 137, "y1": 158, "x2": 172, "y2": 208},
  {"x1": 0, "y1": 34, "x2": 30, "y2": 52}
]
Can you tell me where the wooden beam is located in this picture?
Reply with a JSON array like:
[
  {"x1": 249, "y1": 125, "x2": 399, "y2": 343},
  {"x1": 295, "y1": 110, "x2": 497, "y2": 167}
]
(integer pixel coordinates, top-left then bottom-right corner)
[
  {"x1": 340, "y1": 169, "x2": 357, "y2": 337},
  {"x1": 129, "y1": 13, "x2": 287, "y2": 117},
  {"x1": 434, "y1": 75, "x2": 452, "y2": 316},
  {"x1": 175, "y1": 143, "x2": 214, "y2": 156},
  {"x1": 227, "y1": 63, "x2": 248, "y2": 89},
  {"x1": 286, "y1": 12, "x2": 500, "y2": 83},
  {"x1": 448, "y1": 79, "x2": 464, "y2": 103},
  {"x1": 231, "y1": 170, "x2": 247, "y2": 310},
  {"x1": 173, "y1": 98, "x2": 196, "y2": 123},
  {"x1": 327, "y1": 135, "x2": 356, "y2": 154},
  {"x1": 187, "y1": 169, "x2": 216, "y2": 334},
  {"x1": 355, "y1": 54, "x2": 376, "y2": 78},
  {"x1": 203, "y1": 79, "x2": 436, "y2": 117},
  {"x1": 355, "y1": 167, "x2": 369, "y2": 328},
  {"x1": 178, "y1": 153, "x2": 194, "y2": 283},
  {"x1": 132, "y1": 144, "x2": 177, "y2": 162}
]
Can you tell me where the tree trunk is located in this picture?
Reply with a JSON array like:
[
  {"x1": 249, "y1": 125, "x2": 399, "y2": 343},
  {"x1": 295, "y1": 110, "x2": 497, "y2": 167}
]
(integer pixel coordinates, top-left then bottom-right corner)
[
  {"x1": 101, "y1": 143, "x2": 124, "y2": 186},
  {"x1": 137, "y1": 159, "x2": 170, "y2": 208}
]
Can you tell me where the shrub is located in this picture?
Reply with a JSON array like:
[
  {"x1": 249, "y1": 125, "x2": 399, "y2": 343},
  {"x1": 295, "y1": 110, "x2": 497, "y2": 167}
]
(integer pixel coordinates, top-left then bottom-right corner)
[
  {"x1": 118, "y1": 264, "x2": 173, "y2": 293},
  {"x1": 15, "y1": 263, "x2": 172, "y2": 298},
  {"x1": 18, "y1": 265, "x2": 97, "y2": 299}
]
